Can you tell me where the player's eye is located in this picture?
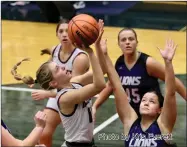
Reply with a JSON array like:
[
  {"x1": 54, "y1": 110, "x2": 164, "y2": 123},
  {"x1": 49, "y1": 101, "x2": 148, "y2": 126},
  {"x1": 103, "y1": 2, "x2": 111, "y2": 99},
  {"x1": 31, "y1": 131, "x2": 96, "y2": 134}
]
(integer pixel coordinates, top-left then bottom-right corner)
[
  {"x1": 129, "y1": 37, "x2": 134, "y2": 41},
  {"x1": 121, "y1": 38, "x2": 126, "y2": 42},
  {"x1": 59, "y1": 29, "x2": 63, "y2": 34},
  {"x1": 150, "y1": 100, "x2": 155, "y2": 103}
]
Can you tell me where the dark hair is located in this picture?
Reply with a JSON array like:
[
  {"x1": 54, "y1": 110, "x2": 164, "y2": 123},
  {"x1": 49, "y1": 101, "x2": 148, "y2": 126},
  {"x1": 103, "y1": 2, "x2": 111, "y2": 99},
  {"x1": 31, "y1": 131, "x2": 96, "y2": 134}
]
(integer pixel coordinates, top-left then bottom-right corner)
[
  {"x1": 12, "y1": 60, "x2": 54, "y2": 90},
  {"x1": 146, "y1": 90, "x2": 164, "y2": 108},
  {"x1": 40, "y1": 19, "x2": 70, "y2": 56},
  {"x1": 118, "y1": 28, "x2": 138, "y2": 42},
  {"x1": 56, "y1": 18, "x2": 69, "y2": 33}
]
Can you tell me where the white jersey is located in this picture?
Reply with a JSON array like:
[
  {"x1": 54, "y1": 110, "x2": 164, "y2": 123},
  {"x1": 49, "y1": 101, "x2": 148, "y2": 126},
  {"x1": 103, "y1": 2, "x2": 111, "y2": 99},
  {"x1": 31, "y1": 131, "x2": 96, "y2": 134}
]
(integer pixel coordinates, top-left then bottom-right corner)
[
  {"x1": 56, "y1": 83, "x2": 94, "y2": 143},
  {"x1": 46, "y1": 44, "x2": 87, "y2": 112},
  {"x1": 52, "y1": 44, "x2": 87, "y2": 71}
]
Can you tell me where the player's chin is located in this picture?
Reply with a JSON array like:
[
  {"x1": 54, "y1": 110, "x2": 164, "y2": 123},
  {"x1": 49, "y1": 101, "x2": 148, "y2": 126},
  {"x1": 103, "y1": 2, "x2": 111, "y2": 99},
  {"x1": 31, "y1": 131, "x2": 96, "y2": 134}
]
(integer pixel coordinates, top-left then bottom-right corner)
[
  {"x1": 124, "y1": 49, "x2": 134, "y2": 55},
  {"x1": 140, "y1": 109, "x2": 150, "y2": 115}
]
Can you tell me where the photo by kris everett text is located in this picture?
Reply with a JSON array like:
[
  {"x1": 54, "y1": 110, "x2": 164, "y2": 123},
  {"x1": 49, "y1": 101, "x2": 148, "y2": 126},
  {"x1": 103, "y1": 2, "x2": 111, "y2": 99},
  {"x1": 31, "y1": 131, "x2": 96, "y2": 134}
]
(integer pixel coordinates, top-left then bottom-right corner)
[{"x1": 97, "y1": 133, "x2": 173, "y2": 141}]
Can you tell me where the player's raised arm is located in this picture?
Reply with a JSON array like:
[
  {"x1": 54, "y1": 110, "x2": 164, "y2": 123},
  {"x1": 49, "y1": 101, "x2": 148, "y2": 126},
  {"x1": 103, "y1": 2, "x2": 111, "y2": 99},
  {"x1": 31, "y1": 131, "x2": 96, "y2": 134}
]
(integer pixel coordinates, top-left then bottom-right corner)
[
  {"x1": 157, "y1": 39, "x2": 177, "y2": 132},
  {"x1": 97, "y1": 37, "x2": 137, "y2": 129}
]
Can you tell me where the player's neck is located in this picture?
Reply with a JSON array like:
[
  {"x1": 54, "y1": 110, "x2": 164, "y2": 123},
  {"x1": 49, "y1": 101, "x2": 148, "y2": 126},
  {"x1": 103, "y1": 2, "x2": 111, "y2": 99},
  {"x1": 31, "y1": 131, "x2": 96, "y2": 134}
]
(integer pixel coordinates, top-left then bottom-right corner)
[
  {"x1": 124, "y1": 51, "x2": 139, "y2": 65},
  {"x1": 61, "y1": 44, "x2": 75, "y2": 54},
  {"x1": 58, "y1": 82, "x2": 73, "y2": 89},
  {"x1": 141, "y1": 115, "x2": 157, "y2": 131}
]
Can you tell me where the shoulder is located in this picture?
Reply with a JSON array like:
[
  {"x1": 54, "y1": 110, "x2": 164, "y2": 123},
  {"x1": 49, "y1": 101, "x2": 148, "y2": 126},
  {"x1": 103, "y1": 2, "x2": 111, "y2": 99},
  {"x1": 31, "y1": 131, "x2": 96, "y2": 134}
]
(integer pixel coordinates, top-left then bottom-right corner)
[
  {"x1": 157, "y1": 119, "x2": 172, "y2": 137},
  {"x1": 51, "y1": 45, "x2": 58, "y2": 51},
  {"x1": 51, "y1": 44, "x2": 60, "y2": 56},
  {"x1": 115, "y1": 54, "x2": 124, "y2": 67},
  {"x1": 74, "y1": 52, "x2": 89, "y2": 61},
  {"x1": 57, "y1": 89, "x2": 68, "y2": 98},
  {"x1": 73, "y1": 53, "x2": 89, "y2": 67},
  {"x1": 71, "y1": 52, "x2": 90, "y2": 76},
  {"x1": 138, "y1": 52, "x2": 150, "y2": 62},
  {"x1": 146, "y1": 56, "x2": 162, "y2": 68},
  {"x1": 75, "y1": 47, "x2": 86, "y2": 53},
  {"x1": 146, "y1": 56, "x2": 165, "y2": 77},
  {"x1": 71, "y1": 82, "x2": 83, "y2": 88},
  {"x1": 124, "y1": 117, "x2": 140, "y2": 135},
  {"x1": 74, "y1": 48, "x2": 88, "y2": 59}
]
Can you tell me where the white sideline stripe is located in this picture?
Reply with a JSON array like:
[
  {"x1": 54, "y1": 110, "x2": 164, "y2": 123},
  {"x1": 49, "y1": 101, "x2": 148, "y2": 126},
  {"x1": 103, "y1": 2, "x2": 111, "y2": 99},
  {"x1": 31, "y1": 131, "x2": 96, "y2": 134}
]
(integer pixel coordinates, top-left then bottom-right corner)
[
  {"x1": 93, "y1": 113, "x2": 119, "y2": 135},
  {"x1": 1, "y1": 86, "x2": 115, "y2": 99},
  {"x1": 2, "y1": 86, "x2": 37, "y2": 92}
]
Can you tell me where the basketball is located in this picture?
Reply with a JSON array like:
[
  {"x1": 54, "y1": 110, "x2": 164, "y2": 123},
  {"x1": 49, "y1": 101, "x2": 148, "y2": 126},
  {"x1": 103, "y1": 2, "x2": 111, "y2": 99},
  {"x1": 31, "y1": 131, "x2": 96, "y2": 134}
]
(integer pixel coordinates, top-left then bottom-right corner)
[{"x1": 68, "y1": 14, "x2": 99, "y2": 47}]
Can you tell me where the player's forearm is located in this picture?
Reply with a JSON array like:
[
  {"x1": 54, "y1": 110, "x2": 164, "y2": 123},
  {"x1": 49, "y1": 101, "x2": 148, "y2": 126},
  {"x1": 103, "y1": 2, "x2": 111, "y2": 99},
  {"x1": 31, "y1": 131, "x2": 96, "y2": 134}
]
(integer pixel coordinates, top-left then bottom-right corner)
[
  {"x1": 164, "y1": 60, "x2": 175, "y2": 97},
  {"x1": 104, "y1": 54, "x2": 131, "y2": 123},
  {"x1": 88, "y1": 49, "x2": 105, "y2": 90},
  {"x1": 93, "y1": 83, "x2": 112, "y2": 109},
  {"x1": 95, "y1": 44, "x2": 107, "y2": 74},
  {"x1": 22, "y1": 126, "x2": 44, "y2": 146},
  {"x1": 104, "y1": 55, "x2": 122, "y2": 89}
]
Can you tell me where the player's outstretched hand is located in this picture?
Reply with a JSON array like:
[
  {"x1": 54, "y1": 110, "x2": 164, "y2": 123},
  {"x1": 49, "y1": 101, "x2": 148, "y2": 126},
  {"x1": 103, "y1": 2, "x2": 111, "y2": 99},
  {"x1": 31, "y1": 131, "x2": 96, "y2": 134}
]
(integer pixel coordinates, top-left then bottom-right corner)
[{"x1": 157, "y1": 39, "x2": 177, "y2": 61}]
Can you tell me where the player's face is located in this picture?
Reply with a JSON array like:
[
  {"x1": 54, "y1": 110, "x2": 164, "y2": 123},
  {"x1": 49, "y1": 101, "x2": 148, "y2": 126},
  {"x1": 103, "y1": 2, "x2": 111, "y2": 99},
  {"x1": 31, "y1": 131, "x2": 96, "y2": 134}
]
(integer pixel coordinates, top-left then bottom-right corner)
[
  {"x1": 57, "y1": 23, "x2": 71, "y2": 45},
  {"x1": 140, "y1": 92, "x2": 161, "y2": 117},
  {"x1": 118, "y1": 30, "x2": 137, "y2": 55},
  {"x1": 48, "y1": 62, "x2": 72, "y2": 88}
]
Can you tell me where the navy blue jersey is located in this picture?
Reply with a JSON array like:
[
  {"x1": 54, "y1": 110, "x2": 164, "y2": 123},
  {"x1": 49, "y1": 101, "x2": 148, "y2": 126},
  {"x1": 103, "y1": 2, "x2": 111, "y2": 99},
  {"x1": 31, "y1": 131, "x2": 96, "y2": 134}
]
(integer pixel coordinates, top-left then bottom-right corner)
[
  {"x1": 115, "y1": 52, "x2": 161, "y2": 115},
  {"x1": 124, "y1": 118, "x2": 171, "y2": 147},
  {"x1": 2, "y1": 119, "x2": 11, "y2": 133}
]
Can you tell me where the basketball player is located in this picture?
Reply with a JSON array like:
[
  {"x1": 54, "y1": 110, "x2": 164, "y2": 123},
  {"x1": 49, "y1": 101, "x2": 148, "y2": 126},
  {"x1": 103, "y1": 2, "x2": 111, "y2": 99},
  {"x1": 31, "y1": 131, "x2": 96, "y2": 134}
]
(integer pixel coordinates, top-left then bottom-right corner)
[
  {"x1": 2, "y1": 111, "x2": 46, "y2": 147},
  {"x1": 12, "y1": 19, "x2": 105, "y2": 147},
  {"x1": 92, "y1": 28, "x2": 186, "y2": 120},
  {"x1": 13, "y1": 37, "x2": 105, "y2": 147},
  {"x1": 30, "y1": 19, "x2": 90, "y2": 147},
  {"x1": 99, "y1": 38, "x2": 178, "y2": 147}
]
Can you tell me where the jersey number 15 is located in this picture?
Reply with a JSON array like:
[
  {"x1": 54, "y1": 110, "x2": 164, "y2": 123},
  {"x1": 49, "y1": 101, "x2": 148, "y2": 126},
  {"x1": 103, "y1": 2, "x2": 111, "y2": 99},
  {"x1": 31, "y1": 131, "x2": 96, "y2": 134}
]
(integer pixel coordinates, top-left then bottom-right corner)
[{"x1": 125, "y1": 88, "x2": 140, "y2": 103}]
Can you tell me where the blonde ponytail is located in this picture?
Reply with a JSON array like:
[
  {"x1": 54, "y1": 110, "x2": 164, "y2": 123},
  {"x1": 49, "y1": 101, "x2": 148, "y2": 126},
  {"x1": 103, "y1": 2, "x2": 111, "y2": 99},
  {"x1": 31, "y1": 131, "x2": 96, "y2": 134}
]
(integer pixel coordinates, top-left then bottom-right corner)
[{"x1": 11, "y1": 58, "x2": 35, "y2": 85}]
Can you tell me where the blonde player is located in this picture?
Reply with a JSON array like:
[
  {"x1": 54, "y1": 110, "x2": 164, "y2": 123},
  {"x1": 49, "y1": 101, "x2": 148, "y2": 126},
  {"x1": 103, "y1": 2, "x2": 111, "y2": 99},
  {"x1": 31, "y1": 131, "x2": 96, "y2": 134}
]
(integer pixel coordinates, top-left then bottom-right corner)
[
  {"x1": 12, "y1": 19, "x2": 90, "y2": 147},
  {"x1": 14, "y1": 45, "x2": 105, "y2": 147},
  {"x1": 12, "y1": 20, "x2": 106, "y2": 147}
]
